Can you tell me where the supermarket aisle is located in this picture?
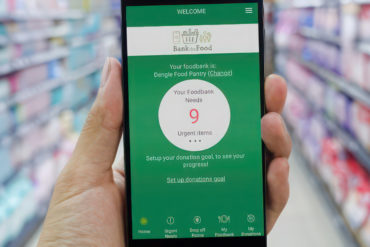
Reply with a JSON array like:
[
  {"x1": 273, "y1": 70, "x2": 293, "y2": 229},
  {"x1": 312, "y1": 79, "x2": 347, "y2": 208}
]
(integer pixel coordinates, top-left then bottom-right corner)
[
  {"x1": 269, "y1": 147, "x2": 353, "y2": 247},
  {"x1": 272, "y1": 1, "x2": 370, "y2": 246}
]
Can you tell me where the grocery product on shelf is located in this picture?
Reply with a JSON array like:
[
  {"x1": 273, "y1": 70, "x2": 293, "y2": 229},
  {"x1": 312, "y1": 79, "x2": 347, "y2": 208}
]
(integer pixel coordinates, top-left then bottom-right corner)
[
  {"x1": 265, "y1": 2, "x2": 276, "y2": 75},
  {"x1": 0, "y1": 0, "x2": 121, "y2": 246},
  {"x1": 359, "y1": 5, "x2": 370, "y2": 40},
  {"x1": 274, "y1": 1, "x2": 370, "y2": 246}
]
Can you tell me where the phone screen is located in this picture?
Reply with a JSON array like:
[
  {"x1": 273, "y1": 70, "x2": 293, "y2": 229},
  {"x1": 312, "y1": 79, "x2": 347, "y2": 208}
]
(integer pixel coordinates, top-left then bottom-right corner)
[{"x1": 125, "y1": 2, "x2": 264, "y2": 240}]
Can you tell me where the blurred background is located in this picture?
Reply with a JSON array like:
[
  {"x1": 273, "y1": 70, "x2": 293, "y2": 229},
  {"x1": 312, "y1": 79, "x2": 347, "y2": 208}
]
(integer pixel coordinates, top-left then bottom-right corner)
[
  {"x1": 267, "y1": 1, "x2": 369, "y2": 247},
  {"x1": 0, "y1": 0, "x2": 368, "y2": 246}
]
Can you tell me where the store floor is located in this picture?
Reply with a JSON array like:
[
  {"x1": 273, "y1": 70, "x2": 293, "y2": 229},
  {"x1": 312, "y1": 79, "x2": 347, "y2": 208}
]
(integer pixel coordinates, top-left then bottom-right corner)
[
  {"x1": 269, "y1": 147, "x2": 351, "y2": 247},
  {"x1": 27, "y1": 147, "x2": 350, "y2": 247}
]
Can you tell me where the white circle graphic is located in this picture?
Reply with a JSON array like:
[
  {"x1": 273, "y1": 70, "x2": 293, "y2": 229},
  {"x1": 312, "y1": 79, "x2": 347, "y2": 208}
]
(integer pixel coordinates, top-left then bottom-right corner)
[{"x1": 158, "y1": 79, "x2": 230, "y2": 152}]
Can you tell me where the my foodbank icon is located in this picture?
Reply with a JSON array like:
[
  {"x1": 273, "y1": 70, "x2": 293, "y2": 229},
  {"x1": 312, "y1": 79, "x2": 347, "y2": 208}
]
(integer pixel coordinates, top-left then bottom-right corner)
[{"x1": 173, "y1": 29, "x2": 212, "y2": 44}]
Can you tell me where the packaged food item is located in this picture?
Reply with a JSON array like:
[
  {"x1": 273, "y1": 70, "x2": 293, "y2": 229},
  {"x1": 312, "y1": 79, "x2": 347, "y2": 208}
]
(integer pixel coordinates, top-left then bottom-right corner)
[
  {"x1": 0, "y1": 147, "x2": 13, "y2": 183},
  {"x1": 351, "y1": 103, "x2": 370, "y2": 151},
  {"x1": 343, "y1": 167, "x2": 370, "y2": 230},
  {"x1": 360, "y1": 218, "x2": 370, "y2": 247},
  {"x1": 0, "y1": 109, "x2": 12, "y2": 135},
  {"x1": 320, "y1": 137, "x2": 348, "y2": 204},
  {"x1": 359, "y1": 5, "x2": 370, "y2": 41},
  {"x1": 0, "y1": 78, "x2": 11, "y2": 100},
  {"x1": 364, "y1": 54, "x2": 370, "y2": 92},
  {"x1": 16, "y1": 64, "x2": 48, "y2": 90},
  {"x1": 15, "y1": 92, "x2": 51, "y2": 123}
]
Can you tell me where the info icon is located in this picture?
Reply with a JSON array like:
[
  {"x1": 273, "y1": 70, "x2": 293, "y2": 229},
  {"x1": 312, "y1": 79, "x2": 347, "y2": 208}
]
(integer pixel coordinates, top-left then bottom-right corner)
[{"x1": 166, "y1": 216, "x2": 175, "y2": 225}]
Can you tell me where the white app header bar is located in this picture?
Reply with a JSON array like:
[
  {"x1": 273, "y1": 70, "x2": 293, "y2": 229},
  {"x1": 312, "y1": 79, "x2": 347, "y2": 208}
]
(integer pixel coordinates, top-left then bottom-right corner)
[{"x1": 127, "y1": 24, "x2": 259, "y2": 56}]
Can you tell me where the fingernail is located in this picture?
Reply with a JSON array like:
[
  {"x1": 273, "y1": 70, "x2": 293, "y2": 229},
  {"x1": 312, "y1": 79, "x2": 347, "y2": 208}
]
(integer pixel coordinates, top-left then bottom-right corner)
[
  {"x1": 101, "y1": 58, "x2": 112, "y2": 88},
  {"x1": 268, "y1": 74, "x2": 283, "y2": 81}
]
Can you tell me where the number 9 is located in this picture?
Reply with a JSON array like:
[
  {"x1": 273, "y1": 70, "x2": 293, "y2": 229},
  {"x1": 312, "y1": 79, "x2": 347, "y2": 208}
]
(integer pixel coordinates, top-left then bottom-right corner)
[{"x1": 190, "y1": 109, "x2": 199, "y2": 124}]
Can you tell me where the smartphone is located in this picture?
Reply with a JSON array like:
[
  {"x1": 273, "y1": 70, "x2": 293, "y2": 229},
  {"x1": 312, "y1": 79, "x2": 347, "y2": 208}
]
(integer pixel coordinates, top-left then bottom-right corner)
[{"x1": 122, "y1": 0, "x2": 266, "y2": 246}]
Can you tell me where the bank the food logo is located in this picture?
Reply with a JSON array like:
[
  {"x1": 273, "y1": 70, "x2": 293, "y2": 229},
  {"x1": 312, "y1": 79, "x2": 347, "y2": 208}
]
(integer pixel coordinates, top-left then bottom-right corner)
[
  {"x1": 173, "y1": 28, "x2": 213, "y2": 52},
  {"x1": 182, "y1": 29, "x2": 199, "y2": 44}
]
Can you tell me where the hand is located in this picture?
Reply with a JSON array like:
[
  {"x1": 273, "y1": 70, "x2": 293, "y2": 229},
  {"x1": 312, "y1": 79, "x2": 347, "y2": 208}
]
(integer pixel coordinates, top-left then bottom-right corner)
[
  {"x1": 262, "y1": 74, "x2": 291, "y2": 233},
  {"x1": 38, "y1": 58, "x2": 291, "y2": 246}
]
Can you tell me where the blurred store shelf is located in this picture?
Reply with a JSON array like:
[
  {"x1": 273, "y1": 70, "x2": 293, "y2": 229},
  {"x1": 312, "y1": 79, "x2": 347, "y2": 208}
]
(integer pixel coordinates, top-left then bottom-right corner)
[
  {"x1": 0, "y1": 10, "x2": 85, "y2": 22},
  {"x1": 357, "y1": 42, "x2": 370, "y2": 55},
  {"x1": 0, "y1": 57, "x2": 106, "y2": 146},
  {"x1": 0, "y1": 95, "x2": 96, "y2": 245},
  {"x1": 0, "y1": 29, "x2": 120, "y2": 77},
  {"x1": 2, "y1": 143, "x2": 60, "y2": 187},
  {"x1": 0, "y1": 57, "x2": 104, "y2": 111},
  {"x1": 341, "y1": 0, "x2": 370, "y2": 4},
  {"x1": 282, "y1": 81, "x2": 368, "y2": 247},
  {"x1": 0, "y1": 35, "x2": 8, "y2": 46},
  {"x1": 0, "y1": 47, "x2": 69, "y2": 77},
  {"x1": 6, "y1": 105, "x2": 64, "y2": 145},
  {"x1": 276, "y1": 0, "x2": 370, "y2": 8},
  {"x1": 6, "y1": 213, "x2": 45, "y2": 247},
  {"x1": 275, "y1": 49, "x2": 370, "y2": 108},
  {"x1": 279, "y1": 70, "x2": 370, "y2": 172},
  {"x1": 1, "y1": 94, "x2": 96, "y2": 187},
  {"x1": 324, "y1": 116, "x2": 370, "y2": 172},
  {"x1": 274, "y1": 2, "x2": 370, "y2": 246},
  {"x1": 285, "y1": 123, "x2": 361, "y2": 247},
  {"x1": 297, "y1": 57, "x2": 370, "y2": 108},
  {"x1": 299, "y1": 27, "x2": 341, "y2": 45},
  {"x1": 69, "y1": 28, "x2": 121, "y2": 48},
  {"x1": 0, "y1": 24, "x2": 71, "y2": 46},
  {"x1": 275, "y1": 0, "x2": 339, "y2": 9},
  {"x1": 112, "y1": 8, "x2": 122, "y2": 17}
]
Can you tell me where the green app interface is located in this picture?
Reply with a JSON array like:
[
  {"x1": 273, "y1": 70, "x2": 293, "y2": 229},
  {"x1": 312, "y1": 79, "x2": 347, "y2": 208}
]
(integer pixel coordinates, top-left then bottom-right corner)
[{"x1": 126, "y1": 3, "x2": 263, "y2": 240}]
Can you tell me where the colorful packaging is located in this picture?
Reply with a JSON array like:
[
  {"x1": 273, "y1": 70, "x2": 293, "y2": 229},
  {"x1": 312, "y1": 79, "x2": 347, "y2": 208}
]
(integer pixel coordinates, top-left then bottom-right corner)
[
  {"x1": 351, "y1": 103, "x2": 370, "y2": 151},
  {"x1": 0, "y1": 148, "x2": 13, "y2": 183},
  {"x1": 0, "y1": 78, "x2": 10, "y2": 100},
  {"x1": 360, "y1": 218, "x2": 370, "y2": 246},
  {"x1": 359, "y1": 5, "x2": 370, "y2": 41},
  {"x1": 364, "y1": 54, "x2": 370, "y2": 92},
  {"x1": 343, "y1": 166, "x2": 370, "y2": 230}
]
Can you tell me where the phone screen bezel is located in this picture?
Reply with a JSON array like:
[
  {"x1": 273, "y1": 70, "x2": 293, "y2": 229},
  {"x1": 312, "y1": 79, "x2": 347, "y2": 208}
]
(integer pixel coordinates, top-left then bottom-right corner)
[{"x1": 121, "y1": 0, "x2": 266, "y2": 246}]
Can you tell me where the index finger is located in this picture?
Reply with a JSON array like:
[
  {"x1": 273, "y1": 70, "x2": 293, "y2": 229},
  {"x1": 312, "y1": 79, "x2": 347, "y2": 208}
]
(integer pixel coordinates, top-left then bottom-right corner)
[{"x1": 265, "y1": 74, "x2": 287, "y2": 113}]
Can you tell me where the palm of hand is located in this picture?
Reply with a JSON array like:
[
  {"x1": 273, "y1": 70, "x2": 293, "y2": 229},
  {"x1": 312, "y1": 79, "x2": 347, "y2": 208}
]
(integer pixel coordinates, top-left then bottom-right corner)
[{"x1": 41, "y1": 170, "x2": 125, "y2": 247}]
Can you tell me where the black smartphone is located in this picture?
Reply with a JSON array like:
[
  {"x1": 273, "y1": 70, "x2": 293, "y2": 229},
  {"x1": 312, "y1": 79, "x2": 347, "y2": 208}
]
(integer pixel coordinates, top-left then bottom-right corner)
[{"x1": 121, "y1": 0, "x2": 266, "y2": 246}]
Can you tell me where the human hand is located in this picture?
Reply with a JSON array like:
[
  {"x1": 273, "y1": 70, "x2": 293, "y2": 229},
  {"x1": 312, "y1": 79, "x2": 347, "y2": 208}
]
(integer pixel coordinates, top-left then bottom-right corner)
[
  {"x1": 38, "y1": 58, "x2": 126, "y2": 247},
  {"x1": 37, "y1": 58, "x2": 291, "y2": 246},
  {"x1": 262, "y1": 74, "x2": 291, "y2": 233}
]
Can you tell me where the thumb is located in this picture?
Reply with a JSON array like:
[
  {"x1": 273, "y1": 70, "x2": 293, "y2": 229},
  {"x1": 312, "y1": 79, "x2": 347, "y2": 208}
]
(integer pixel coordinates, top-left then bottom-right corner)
[{"x1": 67, "y1": 57, "x2": 123, "y2": 176}]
